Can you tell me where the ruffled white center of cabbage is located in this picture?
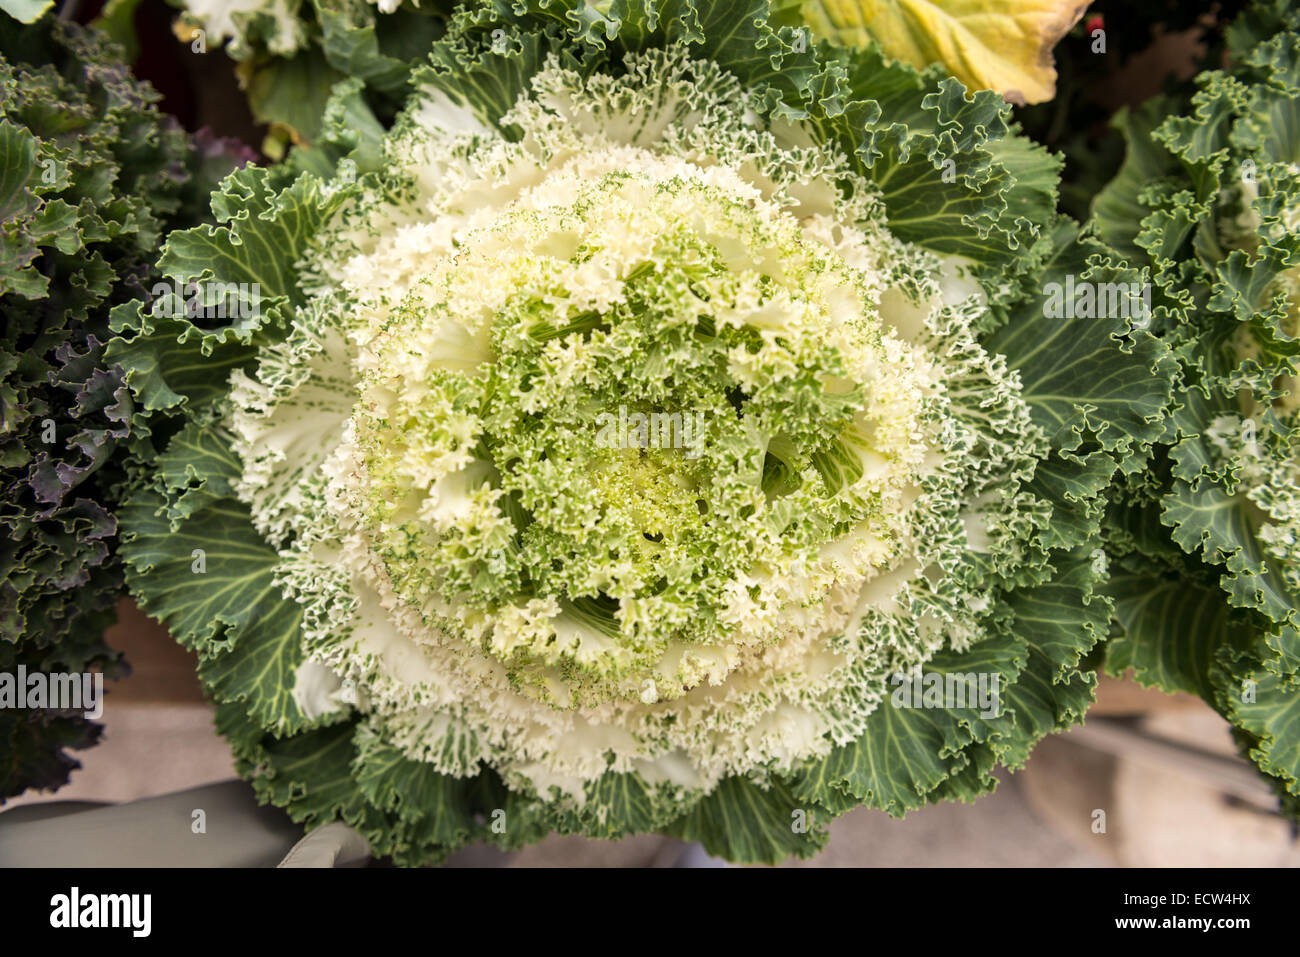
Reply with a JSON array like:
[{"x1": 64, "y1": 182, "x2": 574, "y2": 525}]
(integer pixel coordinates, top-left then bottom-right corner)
[{"x1": 226, "y1": 49, "x2": 1038, "y2": 801}]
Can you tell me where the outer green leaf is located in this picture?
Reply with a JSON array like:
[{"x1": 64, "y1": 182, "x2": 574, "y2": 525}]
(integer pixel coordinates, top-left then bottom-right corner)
[
  {"x1": 666, "y1": 775, "x2": 829, "y2": 864},
  {"x1": 1107, "y1": 564, "x2": 1257, "y2": 700},
  {"x1": 1218, "y1": 661, "x2": 1300, "y2": 797}
]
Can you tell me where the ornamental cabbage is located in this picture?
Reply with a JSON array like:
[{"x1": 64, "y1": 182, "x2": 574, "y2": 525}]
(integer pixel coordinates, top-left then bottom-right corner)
[
  {"x1": 118, "y1": 0, "x2": 1173, "y2": 862},
  {"x1": 0, "y1": 12, "x2": 245, "y2": 800},
  {"x1": 1094, "y1": 0, "x2": 1300, "y2": 815}
]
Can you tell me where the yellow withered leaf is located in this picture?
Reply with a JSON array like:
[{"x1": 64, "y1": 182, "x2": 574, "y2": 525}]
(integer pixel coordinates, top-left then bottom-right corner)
[{"x1": 799, "y1": 0, "x2": 1089, "y2": 104}]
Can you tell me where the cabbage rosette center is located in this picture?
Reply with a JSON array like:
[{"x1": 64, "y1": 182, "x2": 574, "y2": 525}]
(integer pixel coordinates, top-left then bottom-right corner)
[{"x1": 221, "y1": 51, "x2": 1042, "y2": 805}]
